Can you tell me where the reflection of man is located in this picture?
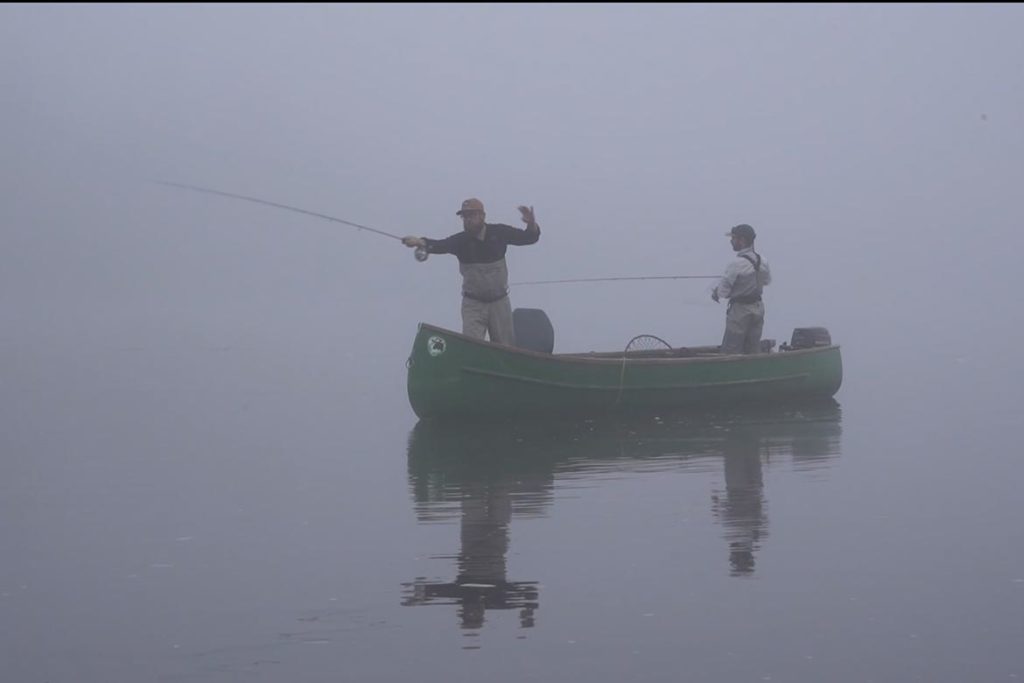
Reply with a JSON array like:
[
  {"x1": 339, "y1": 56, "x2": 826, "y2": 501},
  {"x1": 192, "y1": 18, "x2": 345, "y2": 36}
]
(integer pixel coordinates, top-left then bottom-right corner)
[
  {"x1": 403, "y1": 480, "x2": 538, "y2": 629},
  {"x1": 402, "y1": 425, "x2": 542, "y2": 631},
  {"x1": 453, "y1": 480, "x2": 521, "y2": 629},
  {"x1": 712, "y1": 429, "x2": 768, "y2": 576}
]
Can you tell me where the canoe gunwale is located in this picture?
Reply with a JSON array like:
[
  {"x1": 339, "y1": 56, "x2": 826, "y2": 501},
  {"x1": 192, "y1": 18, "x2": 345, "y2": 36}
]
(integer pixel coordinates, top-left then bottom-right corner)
[{"x1": 416, "y1": 322, "x2": 840, "y2": 366}]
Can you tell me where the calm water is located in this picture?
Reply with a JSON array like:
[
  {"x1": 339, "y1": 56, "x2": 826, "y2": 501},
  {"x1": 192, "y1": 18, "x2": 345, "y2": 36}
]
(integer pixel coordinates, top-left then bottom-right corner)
[{"x1": 2, "y1": 329, "x2": 1022, "y2": 683}]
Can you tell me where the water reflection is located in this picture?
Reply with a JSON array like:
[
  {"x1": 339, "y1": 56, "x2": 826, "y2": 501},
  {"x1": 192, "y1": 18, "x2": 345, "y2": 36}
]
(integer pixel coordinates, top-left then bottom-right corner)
[
  {"x1": 402, "y1": 401, "x2": 842, "y2": 629},
  {"x1": 713, "y1": 426, "x2": 767, "y2": 576},
  {"x1": 401, "y1": 424, "x2": 551, "y2": 632}
]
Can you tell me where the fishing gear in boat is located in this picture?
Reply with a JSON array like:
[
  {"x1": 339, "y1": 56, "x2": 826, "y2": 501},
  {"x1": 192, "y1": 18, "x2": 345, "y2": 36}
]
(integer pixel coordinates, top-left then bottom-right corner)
[
  {"x1": 154, "y1": 180, "x2": 429, "y2": 262},
  {"x1": 624, "y1": 334, "x2": 673, "y2": 353}
]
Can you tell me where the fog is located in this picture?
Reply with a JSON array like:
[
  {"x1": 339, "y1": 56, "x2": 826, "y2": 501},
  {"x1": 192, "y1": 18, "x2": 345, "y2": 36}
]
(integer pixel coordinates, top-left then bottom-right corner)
[
  {"x1": 2, "y1": 5, "x2": 1023, "y2": 680},
  {"x1": 4, "y1": 4, "x2": 1020, "y2": 363}
]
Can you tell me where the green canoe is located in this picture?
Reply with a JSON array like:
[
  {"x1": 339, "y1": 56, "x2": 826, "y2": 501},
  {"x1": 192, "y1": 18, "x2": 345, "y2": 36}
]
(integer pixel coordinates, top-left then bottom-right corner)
[{"x1": 407, "y1": 321, "x2": 842, "y2": 420}]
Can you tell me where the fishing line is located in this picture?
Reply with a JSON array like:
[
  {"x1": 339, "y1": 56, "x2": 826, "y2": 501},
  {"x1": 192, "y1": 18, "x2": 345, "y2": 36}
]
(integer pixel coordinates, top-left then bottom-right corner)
[
  {"x1": 155, "y1": 180, "x2": 430, "y2": 261},
  {"x1": 512, "y1": 275, "x2": 718, "y2": 286}
]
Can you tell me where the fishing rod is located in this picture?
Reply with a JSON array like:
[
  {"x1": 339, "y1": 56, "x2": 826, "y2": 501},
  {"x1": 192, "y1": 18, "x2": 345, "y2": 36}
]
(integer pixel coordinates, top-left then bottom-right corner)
[
  {"x1": 512, "y1": 275, "x2": 719, "y2": 286},
  {"x1": 154, "y1": 180, "x2": 430, "y2": 261},
  {"x1": 156, "y1": 182, "x2": 718, "y2": 277}
]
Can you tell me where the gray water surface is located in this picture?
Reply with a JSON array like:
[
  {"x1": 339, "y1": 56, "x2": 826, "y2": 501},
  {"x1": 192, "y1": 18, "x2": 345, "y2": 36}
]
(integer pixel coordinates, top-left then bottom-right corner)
[{"x1": 2, "y1": 333, "x2": 1021, "y2": 682}]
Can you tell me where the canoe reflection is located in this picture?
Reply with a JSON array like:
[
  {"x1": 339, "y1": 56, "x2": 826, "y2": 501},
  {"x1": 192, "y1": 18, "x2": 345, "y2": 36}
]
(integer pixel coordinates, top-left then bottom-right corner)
[{"x1": 402, "y1": 401, "x2": 842, "y2": 628}]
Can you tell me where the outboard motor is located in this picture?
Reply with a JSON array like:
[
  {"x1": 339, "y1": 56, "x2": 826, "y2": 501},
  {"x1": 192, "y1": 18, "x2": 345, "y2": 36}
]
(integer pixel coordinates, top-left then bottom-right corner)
[
  {"x1": 513, "y1": 308, "x2": 554, "y2": 353},
  {"x1": 781, "y1": 327, "x2": 832, "y2": 350}
]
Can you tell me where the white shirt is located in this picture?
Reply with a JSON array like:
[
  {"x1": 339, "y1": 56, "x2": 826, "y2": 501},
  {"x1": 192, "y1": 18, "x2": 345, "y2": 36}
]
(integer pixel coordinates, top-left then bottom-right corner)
[{"x1": 716, "y1": 247, "x2": 771, "y2": 300}]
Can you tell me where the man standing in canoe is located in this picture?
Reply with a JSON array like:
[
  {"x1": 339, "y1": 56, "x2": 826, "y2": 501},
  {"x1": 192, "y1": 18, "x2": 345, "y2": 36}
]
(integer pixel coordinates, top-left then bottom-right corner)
[
  {"x1": 402, "y1": 199, "x2": 541, "y2": 345},
  {"x1": 711, "y1": 224, "x2": 772, "y2": 354}
]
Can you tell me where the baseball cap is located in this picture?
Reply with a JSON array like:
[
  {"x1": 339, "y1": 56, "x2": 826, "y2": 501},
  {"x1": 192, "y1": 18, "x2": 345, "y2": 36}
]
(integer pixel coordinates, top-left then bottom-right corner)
[
  {"x1": 726, "y1": 224, "x2": 756, "y2": 240},
  {"x1": 456, "y1": 198, "x2": 485, "y2": 216}
]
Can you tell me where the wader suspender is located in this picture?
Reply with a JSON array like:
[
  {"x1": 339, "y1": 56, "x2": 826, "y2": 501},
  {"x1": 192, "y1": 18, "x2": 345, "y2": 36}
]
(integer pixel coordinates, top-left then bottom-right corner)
[
  {"x1": 729, "y1": 253, "x2": 762, "y2": 305},
  {"x1": 739, "y1": 252, "x2": 761, "y2": 274}
]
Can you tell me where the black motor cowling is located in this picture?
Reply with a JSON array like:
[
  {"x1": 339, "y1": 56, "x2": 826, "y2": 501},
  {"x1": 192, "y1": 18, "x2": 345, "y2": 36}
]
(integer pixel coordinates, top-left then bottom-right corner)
[
  {"x1": 784, "y1": 327, "x2": 832, "y2": 350},
  {"x1": 513, "y1": 308, "x2": 554, "y2": 354}
]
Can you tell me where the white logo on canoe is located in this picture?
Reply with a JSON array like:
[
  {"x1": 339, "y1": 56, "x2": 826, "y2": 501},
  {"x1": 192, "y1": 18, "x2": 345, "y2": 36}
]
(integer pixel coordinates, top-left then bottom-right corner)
[{"x1": 427, "y1": 336, "x2": 446, "y2": 357}]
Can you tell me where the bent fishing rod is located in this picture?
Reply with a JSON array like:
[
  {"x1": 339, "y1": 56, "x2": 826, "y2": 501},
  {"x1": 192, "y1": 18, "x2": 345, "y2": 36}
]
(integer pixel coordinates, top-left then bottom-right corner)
[
  {"x1": 156, "y1": 181, "x2": 721, "y2": 280},
  {"x1": 154, "y1": 180, "x2": 431, "y2": 261}
]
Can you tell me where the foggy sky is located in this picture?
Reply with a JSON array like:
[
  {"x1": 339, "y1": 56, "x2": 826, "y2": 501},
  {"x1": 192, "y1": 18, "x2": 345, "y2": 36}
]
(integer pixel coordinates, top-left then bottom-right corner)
[{"x1": 2, "y1": 4, "x2": 1022, "y2": 368}]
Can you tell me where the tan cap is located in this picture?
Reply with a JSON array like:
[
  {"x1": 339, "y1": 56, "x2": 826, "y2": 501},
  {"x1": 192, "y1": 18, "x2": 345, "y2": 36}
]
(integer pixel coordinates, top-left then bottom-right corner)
[{"x1": 456, "y1": 198, "x2": 485, "y2": 216}]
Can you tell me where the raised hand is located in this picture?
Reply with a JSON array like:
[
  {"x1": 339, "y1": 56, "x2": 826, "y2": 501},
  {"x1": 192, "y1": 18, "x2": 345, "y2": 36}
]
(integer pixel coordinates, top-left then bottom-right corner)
[{"x1": 518, "y1": 205, "x2": 537, "y2": 227}]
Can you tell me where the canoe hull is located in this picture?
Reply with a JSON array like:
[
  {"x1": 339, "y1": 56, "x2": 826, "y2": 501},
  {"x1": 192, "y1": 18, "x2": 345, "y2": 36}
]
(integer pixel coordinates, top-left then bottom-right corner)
[{"x1": 407, "y1": 323, "x2": 842, "y2": 420}]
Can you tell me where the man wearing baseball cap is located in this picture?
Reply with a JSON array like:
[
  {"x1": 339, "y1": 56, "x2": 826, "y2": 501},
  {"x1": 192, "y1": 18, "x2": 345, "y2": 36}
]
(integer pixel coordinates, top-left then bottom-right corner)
[
  {"x1": 402, "y1": 199, "x2": 541, "y2": 345},
  {"x1": 711, "y1": 224, "x2": 772, "y2": 354}
]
